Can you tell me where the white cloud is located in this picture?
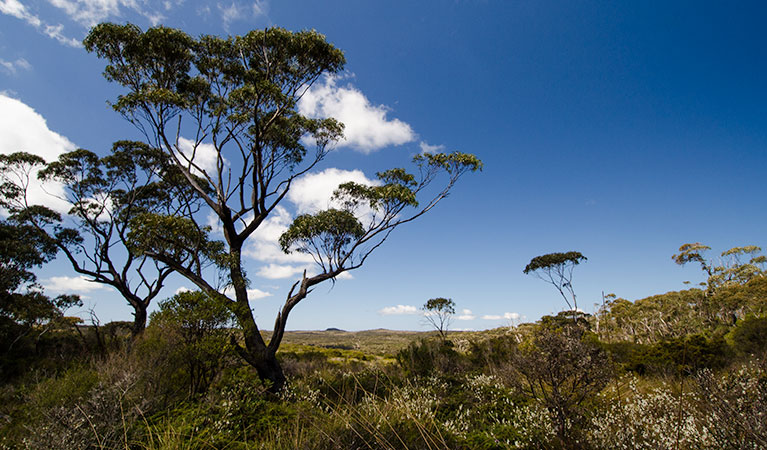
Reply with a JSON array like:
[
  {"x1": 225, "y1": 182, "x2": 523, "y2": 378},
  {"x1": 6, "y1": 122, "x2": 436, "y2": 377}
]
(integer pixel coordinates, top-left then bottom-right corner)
[
  {"x1": 252, "y1": 0, "x2": 268, "y2": 17},
  {"x1": 456, "y1": 309, "x2": 476, "y2": 320},
  {"x1": 299, "y1": 75, "x2": 416, "y2": 153},
  {"x1": 218, "y1": 0, "x2": 266, "y2": 30},
  {"x1": 0, "y1": 0, "x2": 79, "y2": 47},
  {"x1": 256, "y1": 263, "x2": 306, "y2": 280},
  {"x1": 218, "y1": 1, "x2": 241, "y2": 30},
  {"x1": 44, "y1": 275, "x2": 109, "y2": 294},
  {"x1": 335, "y1": 271, "x2": 353, "y2": 280},
  {"x1": 247, "y1": 288, "x2": 272, "y2": 299},
  {"x1": 222, "y1": 285, "x2": 272, "y2": 300},
  {"x1": 244, "y1": 206, "x2": 315, "y2": 264},
  {"x1": 378, "y1": 304, "x2": 419, "y2": 315},
  {"x1": 0, "y1": 94, "x2": 75, "y2": 214},
  {"x1": 176, "y1": 137, "x2": 221, "y2": 177},
  {"x1": 481, "y1": 312, "x2": 521, "y2": 321},
  {"x1": 0, "y1": 0, "x2": 42, "y2": 27},
  {"x1": 48, "y1": 0, "x2": 165, "y2": 28},
  {"x1": 288, "y1": 168, "x2": 379, "y2": 215},
  {"x1": 419, "y1": 141, "x2": 445, "y2": 154},
  {"x1": 43, "y1": 23, "x2": 81, "y2": 47},
  {"x1": 174, "y1": 286, "x2": 192, "y2": 295},
  {"x1": 0, "y1": 57, "x2": 31, "y2": 75}
]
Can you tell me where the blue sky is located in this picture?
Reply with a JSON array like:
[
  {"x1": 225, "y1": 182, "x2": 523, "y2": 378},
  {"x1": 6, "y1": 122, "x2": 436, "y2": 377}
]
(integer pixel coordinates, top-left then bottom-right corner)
[{"x1": 1, "y1": 0, "x2": 766, "y2": 331}]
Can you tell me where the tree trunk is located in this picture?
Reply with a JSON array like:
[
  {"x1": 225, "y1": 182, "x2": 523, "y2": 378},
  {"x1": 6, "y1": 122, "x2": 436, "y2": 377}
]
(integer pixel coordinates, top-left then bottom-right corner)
[
  {"x1": 131, "y1": 305, "x2": 147, "y2": 337},
  {"x1": 232, "y1": 319, "x2": 288, "y2": 393},
  {"x1": 253, "y1": 352, "x2": 286, "y2": 393}
]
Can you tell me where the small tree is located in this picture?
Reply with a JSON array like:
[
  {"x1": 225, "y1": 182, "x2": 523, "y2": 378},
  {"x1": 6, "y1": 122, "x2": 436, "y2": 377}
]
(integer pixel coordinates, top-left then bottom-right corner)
[
  {"x1": 422, "y1": 297, "x2": 455, "y2": 339},
  {"x1": 148, "y1": 290, "x2": 233, "y2": 396},
  {"x1": 511, "y1": 324, "x2": 611, "y2": 445},
  {"x1": 524, "y1": 251, "x2": 587, "y2": 320}
]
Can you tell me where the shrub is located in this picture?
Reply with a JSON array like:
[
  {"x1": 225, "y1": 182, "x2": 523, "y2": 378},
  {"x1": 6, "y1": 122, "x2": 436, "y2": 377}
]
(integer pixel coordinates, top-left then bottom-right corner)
[
  {"x1": 628, "y1": 333, "x2": 731, "y2": 376},
  {"x1": 728, "y1": 315, "x2": 767, "y2": 357},
  {"x1": 396, "y1": 338, "x2": 467, "y2": 377}
]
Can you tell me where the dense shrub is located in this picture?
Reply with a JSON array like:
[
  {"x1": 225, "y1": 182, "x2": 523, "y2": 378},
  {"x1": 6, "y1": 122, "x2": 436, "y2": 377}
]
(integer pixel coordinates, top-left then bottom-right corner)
[
  {"x1": 728, "y1": 315, "x2": 767, "y2": 356},
  {"x1": 627, "y1": 333, "x2": 731, "y2": 376},
  {"x1": 396, "y1": 338, "x2": 467, "y2": 377}
]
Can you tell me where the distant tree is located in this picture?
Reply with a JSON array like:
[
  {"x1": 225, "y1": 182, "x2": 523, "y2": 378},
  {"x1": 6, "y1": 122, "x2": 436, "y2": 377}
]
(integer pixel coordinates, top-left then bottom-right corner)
[
  {"x1": 0, "y1": 145, "x2": 206, "y2": 336},
  {"x1": 84, "y1": 23, "x2": 482, "y2": 391},
  {"x1": 524, "y1": 251, "x2": 587, "y2": 320},
  {"x1": 673, "y1": 242, "x2": 766, "y2": 294},
  {"x1": 422, "y1": 297, "x2": 456, "y2": 339}
]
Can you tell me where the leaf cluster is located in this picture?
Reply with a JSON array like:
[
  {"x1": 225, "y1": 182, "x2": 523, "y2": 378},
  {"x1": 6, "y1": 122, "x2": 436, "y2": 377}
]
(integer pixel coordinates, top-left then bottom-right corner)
[{"x1": 523, "y1": 251, "x2": 587, "y2": 274}]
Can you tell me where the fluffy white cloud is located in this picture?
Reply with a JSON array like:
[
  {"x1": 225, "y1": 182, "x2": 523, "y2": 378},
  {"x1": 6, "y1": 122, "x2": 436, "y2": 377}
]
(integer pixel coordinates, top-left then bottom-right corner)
[
  {"x1": 256, "y1": 263, "x2": 306, "y2": 280},
  {"x1": 419, "y1": 141, "x2": 445, "y2": 154},
  {"x1": 299, "y1": 75, "x2": 415, "y2": 153},
  {"x1": 174, "y1": 286, "x2": 192, "y2": 295},
  {"x1": 177, "y1": 137, "x2": 221, "y2": 177},
  {"x1": 288, "y1": 168, "x2": 379, "y2": 215},
  {"x1": 0, "y1": 0, "x2": 79, "y2": 47},
  {"x1": 0, "y1": 94, "x2": 74, "y2": 214},
  {"x1": 456, "y1": 309, "x2": 476, "y2": 320},
  {"x1": 0, "y1": 57, "x2": 31, "y2": 75},
  {"x1": 222, "y1": 286, "x2": 272, "y2": 300},
  {"x1": 504, "y1": 312, "x2": 520, "y2": 320},
  {"x1": 244, "y1": 206, "x2": 314, "y2": 264},
  {"x1": 49, "y1": 0, "x2": 164, "y2": 27},
  {"x1": 0, "y1": 0, "x2": 42, "y2": 27},
  {"x1": 378, "y1": 304, "x2": 419, "y2": 315},
  {"x1": 43, "y1": 275, "x2": 109, "y2": 293}
]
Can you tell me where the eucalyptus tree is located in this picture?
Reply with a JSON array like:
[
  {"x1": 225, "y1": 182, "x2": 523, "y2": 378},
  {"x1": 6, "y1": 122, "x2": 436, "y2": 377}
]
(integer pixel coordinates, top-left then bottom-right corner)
[
  {"x1": 673, "y1": 242, "x2": 766, "y2": 293},
  {"x1": 0, "y1": 142, "x2": 206, "y2": 335},
  {"x1": 421, "y1": 297, "x2": 456, "y2": 340},
  {"x1": 84, "y1": 23, "x2": 482, "y2": 390},
  {"x1": 524, "y1": 251, "x2": 587, "y2": 320}
]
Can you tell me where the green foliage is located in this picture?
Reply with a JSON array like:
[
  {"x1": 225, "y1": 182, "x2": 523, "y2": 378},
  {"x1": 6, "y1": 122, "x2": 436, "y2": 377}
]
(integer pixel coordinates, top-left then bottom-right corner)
[
  {"x1": 728, "y1": 315, "x2": 767, "y2": 356},
  {"x1": 279, "y1": 209, "x2": 365, "y2": 264},
  {"x1": 146, "y1": 291, "x2": 234, "y2": 397},
  {"x1": 396, "y1": 338, "x2": 466, "y2": 377},
  {"x1": 524, "y1": 251, "x2": 587, "y2": 319},
  {"x1": 674, "y1": 242, "x2": 767, "y2": 294},
  {"x1": 0, "y1": 219, "x2": 81, "y2": 379},
  {"x1": 128, "y1": 213, "x2": 228, "y2": 270},
  {"x1": 510, "y1": 325, "x2": 612, "y2": 444},
  {"x1": 422, "y1": 297, "x2": 456, "y2": 339},
  {"x1": 523, "y1": 251, "x2": 587, "y2": 274},
  {"x1": 625, "y1": 333, "x2": 731, "y2": 376}
]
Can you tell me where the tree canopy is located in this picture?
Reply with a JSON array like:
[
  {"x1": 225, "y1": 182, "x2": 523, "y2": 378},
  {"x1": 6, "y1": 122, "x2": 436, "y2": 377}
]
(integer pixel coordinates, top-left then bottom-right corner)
[
  {"x1": 524, "y1": 251, "x2": 587, "y2": 319},
  {"x1": 422, "y1": 297, "x2": 456, "y2": 339}
]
